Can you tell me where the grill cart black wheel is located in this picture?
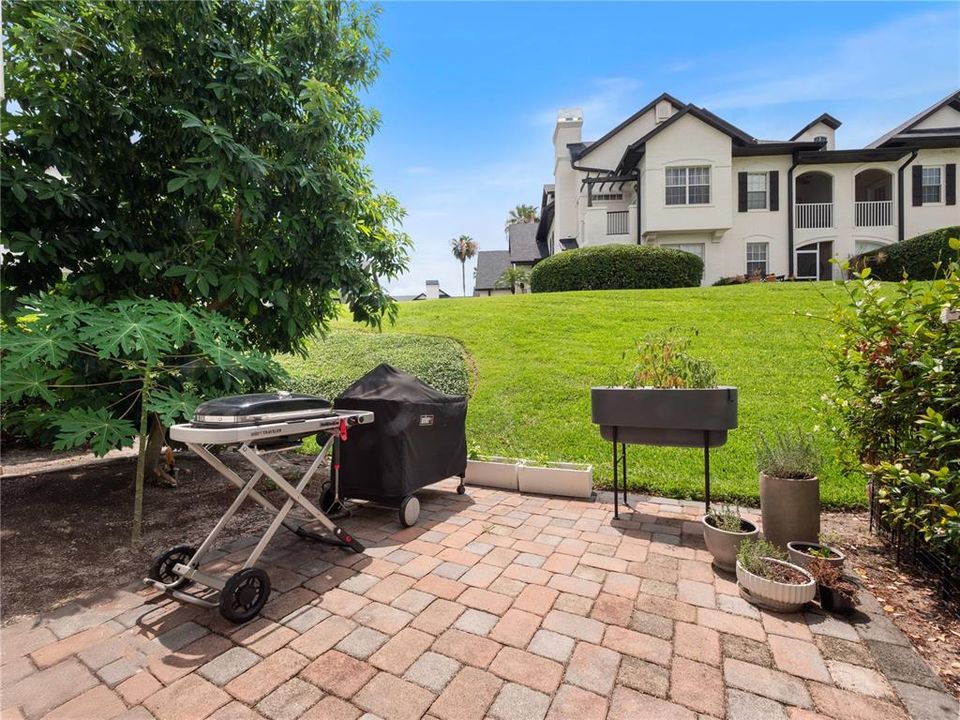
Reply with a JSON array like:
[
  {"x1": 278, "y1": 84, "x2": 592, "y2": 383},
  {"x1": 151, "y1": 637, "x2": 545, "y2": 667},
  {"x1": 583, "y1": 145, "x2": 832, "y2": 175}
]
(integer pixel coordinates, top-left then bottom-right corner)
[
  {"x1": 320, "y1": 486, "x2": 337, "y2": 514},
  {"x1": 219, "y1": 568, "x2": 271, "y2": 624},
  {"x1": 148, "y1": 545, "x2": 198, "y2": 590},
  {"x1": 399, "y1": 495, "x2": 420, "y2": 528},
  {"x1": 456, "y1": 481, "x2": 466, "y2": 495}
]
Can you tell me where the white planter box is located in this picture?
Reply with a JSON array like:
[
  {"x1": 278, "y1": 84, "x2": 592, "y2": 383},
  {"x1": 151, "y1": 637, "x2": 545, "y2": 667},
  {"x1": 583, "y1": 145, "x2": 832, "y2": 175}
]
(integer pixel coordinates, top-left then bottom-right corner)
[
  {"x1": 517, "y1": 462, "x2": 593, "y2": 499},
  {"x1": 465, "y1": 458, "x2": 518, "y2": 491}
]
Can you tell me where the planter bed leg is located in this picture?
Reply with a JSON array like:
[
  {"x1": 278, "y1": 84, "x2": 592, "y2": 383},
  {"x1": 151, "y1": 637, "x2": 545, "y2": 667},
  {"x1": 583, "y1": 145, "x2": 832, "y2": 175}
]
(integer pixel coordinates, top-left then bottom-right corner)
[
  {"x1": 703, "y1": 430, "x2": 711, "y2": 513},
  {"x1": 613, "y1": 427, "x2": 619, "y2": 520},
  {"x1": 621, "y1": 443, "x2": 628, "y2": 506}
]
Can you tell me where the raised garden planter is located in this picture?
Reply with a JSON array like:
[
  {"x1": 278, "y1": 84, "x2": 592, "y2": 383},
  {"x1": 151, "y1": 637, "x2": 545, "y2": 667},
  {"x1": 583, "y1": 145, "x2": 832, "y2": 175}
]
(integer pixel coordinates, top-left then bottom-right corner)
[
  {"x1": 702, "y1": 516, "x2": 759, "y2": 572},
  {"x1": 465, "y1": 457, "x2": 517, "y2": 491},
  {"x1": 736, "y1": 558, "x2": 816, "y2": 612},
  {"x1": 517, "y1": 461, "x2": 593, "y2": 499},
  {"x1": 787, "y1": 541, "x2": 845, "y2": 570}
]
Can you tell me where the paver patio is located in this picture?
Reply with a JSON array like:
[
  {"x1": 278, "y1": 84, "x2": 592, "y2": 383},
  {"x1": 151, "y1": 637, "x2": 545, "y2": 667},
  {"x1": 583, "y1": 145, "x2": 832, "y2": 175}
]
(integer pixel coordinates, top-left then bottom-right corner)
[{"x1": 2, "y1": 479, "x2": 957, "y2": 720}]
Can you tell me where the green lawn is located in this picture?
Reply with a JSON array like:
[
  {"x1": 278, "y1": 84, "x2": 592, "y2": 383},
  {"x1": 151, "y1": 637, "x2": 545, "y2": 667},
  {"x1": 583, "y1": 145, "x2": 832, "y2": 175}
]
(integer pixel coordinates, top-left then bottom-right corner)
[{"x1": 323, "y1": 282, "x2": 864, "y2": 509}]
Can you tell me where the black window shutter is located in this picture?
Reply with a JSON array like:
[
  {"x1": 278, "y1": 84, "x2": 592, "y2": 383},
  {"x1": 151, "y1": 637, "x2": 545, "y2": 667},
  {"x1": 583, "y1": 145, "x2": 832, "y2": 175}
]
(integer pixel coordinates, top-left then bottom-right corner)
[
  {"x1": 912, "y1": 165, "x2": 923, "y2": 206},
  {"x1": 738, "y1": 172, "x2": 748, "y2": 212},
  {"x1": 769, "y1": 171, "x2": 779, "y2": 211},
  {"x1": 946, "y1": 164, "x2": 956, "y2": 206}
]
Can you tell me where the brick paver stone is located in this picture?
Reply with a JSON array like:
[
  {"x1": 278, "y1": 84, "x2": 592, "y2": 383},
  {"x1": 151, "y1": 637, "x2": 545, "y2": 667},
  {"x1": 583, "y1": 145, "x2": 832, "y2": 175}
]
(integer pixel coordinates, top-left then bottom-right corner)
[
  {"x1": 512, "y1": 585, "x2": 559, "y2": 615},
  {"x1": 617, "y1": 656, "x2": 670, "y2": 698},
  {"x1": 150, "y1": 632, "x2": 234, "y2": 685},
  {"x1": 725, "y1": 689, "x2": 790, "y2": 720},
  {"x1": 629, "y1": 610, "x2": 674, "y2": 640},
  {"x1": 143, "y1": 673, "x2": 232, "y2": 720},
  {"x1": 41, "y1": 685, "x2": 126, "y2": 720},
  {"x1": 527, "y1": 629, "x2": 576, "y2": 662},
  {"x1": 721, "y1": 634, "x2": 774, "y2": 667},
  {"x1": 607, "y1": 686, "x2": 696, "y2": 720},
  {"x1": 2, "y1": 657, "x2": 99, "y2": 719},
  {"x1": 674, "y1": 621, "x2": 720, "y2": 666},
  {"x1": 807, "y1": 682, "x2": 908, "y2": 720},
  {"x1": 352, "y1": 671, "x2": 436, "y2": 720},
  {"x1": 431, "y1": 629, "x2": 501, "y2": 668},
  {"x1": 299, "y1": 650, "x2": 376, "y2": 699},
  {"x1": 410, "y1": 599, "x2": 465, "y2": 636},
  {"x1": 545, "y1": 684, "x2": 608, "y2": 720},
  {"x1": 670, "y1": 656, "x2": 724, "y2": 716},
  {"x1": 453, "y1": 608, "x2": 498, "y2": 636},
  {"x1": 224, "y1": 648, "x2": 309, "y2": 705},
  {"x1": 602, "y1": 625, "x2": 672, "y2": 666},
  {"x1": 826, "y1": 660, "x2": 895, "y2": 699},
  {"x1": 768, "y1": 635, "x2": 831, "y2": 682},
  {"x1": 255, "y1": 678, "x2": 322, "y2": 720},
  {"x1": 368, "y1": 627, "x2": 435, "y2": 674},
  {"x1": 288, "y1": 615, "x2": 356, "y2": 659},
  {"x1": 723, "y1": 658, "x2": 812, "y2": 708},
  {"x1": 30, "y1": 625, "x2": 118, "y2": 669},
  {"x1": 489, "y1": 647, "x2": 563, "y2": 693},
  {"x1": 488, "y1": 608, "x2": 541, "y2": 647},
  {"x1": 892, "y1": 680, "x2": 960, "y2": 720},
  {"x1": 198, "y1": 646, "x2": 261, "y2": 686},
  {"x1": 335, "y1": 626, "x2": 389, "y2": 659},
  {"x1": 541, "y1": 610, "x2": 604, "y2": 643},
  {"x1": 392, "y1": 589, "x2": 436, "y2": 615},
  {"x1": 565, "y1": 641, "x2": 621, "y2": 696},
  {"x1": 300, "y1": 695, "x2": 362, "y2": 720},
  {"x1": 459, "y1": 588, "x2": 512, "y2": 615},
  {"x1": 353, "y1": 602, "x2": 414, "y2": 635},
  {"x1": 590, "y1": 593, "x2": 634, "y2": 626},
  {"x1": 116, "y1": 670, "x2": 164, "y2": 706},
  {"x1": 429, "y1": 666, "x2": 502, "y2": 720},
  {"x1": 230, "y1": 619, "x2": 298, "y2": 657},
  {"x1": 404, "y1": 651, "x2": 461, "y2": 693},
  {"x1": 488, "y1": 682, "x2": 551, "y2": 720}
]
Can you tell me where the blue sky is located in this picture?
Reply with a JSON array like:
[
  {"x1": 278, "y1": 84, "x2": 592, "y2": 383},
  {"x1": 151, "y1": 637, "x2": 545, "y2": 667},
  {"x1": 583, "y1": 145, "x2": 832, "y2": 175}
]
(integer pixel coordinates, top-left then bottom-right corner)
[{"x1": 362, "y1": 2, "x2": 960, "y2": 296}]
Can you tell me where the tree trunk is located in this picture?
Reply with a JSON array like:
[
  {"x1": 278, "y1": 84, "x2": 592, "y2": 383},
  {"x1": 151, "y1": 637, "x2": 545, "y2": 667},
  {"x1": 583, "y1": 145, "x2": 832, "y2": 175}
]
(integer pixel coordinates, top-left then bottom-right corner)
[
  {"x1": 461, "y1": 260, "x2": 466, "y2": 297},
  {"x1": 132, "y1": 373, "x2": 151, "y2": 545},
  {"x1": 144, "y1": 412, "x2": 177, "y2": 486}
]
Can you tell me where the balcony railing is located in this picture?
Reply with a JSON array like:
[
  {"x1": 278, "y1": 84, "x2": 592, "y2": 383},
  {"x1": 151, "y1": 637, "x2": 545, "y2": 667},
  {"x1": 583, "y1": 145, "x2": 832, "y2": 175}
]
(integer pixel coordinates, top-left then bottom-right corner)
[
  {"x1": 795, "y1": 202, "x2": 833, "y2": 229},
  {"x1": 855, "y1": 200, "x2": 893, "y2": 227},
  {"x1": 607, "y1": 210, "x2": 629, "y2": 235}
]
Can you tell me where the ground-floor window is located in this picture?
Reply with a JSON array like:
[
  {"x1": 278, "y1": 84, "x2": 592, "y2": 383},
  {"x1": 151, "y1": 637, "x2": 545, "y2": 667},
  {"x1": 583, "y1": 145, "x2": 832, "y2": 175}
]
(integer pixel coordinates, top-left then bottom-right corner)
[
  {"x1": 661, "y1": 243, "x2": 705, "y2": 260},
  {"x1": 855, "y1": 240, "x2": 885, "y2": 255},
  {"x1": 796, "y1": 247, "x2": 818, "y2": 279},
  {"x1": 746, "y1": 242, "x2": 769, "y2": 276}
]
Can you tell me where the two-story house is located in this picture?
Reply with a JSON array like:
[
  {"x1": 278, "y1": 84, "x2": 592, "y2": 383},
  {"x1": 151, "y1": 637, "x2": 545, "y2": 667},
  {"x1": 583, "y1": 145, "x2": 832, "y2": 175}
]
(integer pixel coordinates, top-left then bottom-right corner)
[{"x1": 536, "y1": 91, "x2": 959, "y2": 285}]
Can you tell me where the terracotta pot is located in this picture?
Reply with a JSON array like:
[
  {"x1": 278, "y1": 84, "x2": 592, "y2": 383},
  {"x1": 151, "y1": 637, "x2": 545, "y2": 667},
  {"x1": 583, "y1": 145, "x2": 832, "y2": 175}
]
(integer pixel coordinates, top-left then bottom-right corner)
[
  {"x1": 759, "y1": 472, "x2": 820, "y2": 549},
  {"x1": 736, "y1": 558, "x2": 816, "y2": 612},
  {"x1": 701, "y1": 515, "x2": 759, "y2": 572},
  {"x1": 787, "y1": 541, "x2": 844, "y2": 570}
]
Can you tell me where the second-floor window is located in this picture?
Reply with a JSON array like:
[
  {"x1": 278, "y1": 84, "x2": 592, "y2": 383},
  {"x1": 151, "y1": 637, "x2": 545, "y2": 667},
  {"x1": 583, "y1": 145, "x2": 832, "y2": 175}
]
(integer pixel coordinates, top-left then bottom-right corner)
[
  {"x1": 666, "y1": 166, "x2": 710, "y2": 206},
  {"x1": 747, "y1": 173, "x2": 768, "y2": 210},
  {"x1": 922, "y1": 167, "x2": 942, "y2": 204}
]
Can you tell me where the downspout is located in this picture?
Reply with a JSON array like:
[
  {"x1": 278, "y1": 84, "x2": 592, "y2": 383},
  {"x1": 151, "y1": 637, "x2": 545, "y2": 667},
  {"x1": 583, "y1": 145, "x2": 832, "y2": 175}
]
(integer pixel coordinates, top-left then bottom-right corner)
[
  {"x1": 896, "y1": 149, "x2": 918, "y2": 243},
  {"x1": 787, "y1": 153, "x2": 799, "y2": 278}
]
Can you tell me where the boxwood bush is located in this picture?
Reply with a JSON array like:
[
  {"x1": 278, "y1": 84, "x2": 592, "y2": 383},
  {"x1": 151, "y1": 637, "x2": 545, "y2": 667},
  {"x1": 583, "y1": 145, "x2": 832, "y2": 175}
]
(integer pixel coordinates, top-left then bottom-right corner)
[
  {"x1": 851, "y1": 226, "x2": 960, "y2": 280},
  {"x1": 530, "y1": 244, "x2": 703, "y2": 293}
]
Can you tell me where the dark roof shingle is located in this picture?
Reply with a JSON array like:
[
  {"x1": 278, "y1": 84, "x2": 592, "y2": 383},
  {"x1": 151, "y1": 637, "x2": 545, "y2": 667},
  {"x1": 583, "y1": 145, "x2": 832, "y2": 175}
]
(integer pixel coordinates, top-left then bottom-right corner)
[
  {"x1": 507, "y1": 222, "x2": 549, "y2": 263},
  {"x1": 474, "y1": 251, "x2": 513, "y2": 291}
]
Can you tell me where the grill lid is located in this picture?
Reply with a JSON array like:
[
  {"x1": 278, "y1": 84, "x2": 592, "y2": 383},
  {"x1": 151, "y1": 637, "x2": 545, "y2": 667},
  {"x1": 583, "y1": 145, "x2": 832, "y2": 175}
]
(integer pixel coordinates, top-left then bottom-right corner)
[{"x1": 193, "y1": 392, "x2": 333, "y2": 427}]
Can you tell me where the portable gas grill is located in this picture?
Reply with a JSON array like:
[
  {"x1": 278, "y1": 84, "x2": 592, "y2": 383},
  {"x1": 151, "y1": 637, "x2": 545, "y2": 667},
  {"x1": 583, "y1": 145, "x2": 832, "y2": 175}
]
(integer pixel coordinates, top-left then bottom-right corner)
[{"x1": 144, "y1": 392, "x2": 373, "y2": 623}]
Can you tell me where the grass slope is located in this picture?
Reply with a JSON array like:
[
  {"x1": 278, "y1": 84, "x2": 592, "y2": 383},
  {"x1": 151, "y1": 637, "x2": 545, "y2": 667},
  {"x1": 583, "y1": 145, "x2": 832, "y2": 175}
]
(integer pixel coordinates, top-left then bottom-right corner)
[{"x1": 334, "y1": 283, "x2": 863, "y2": 508}]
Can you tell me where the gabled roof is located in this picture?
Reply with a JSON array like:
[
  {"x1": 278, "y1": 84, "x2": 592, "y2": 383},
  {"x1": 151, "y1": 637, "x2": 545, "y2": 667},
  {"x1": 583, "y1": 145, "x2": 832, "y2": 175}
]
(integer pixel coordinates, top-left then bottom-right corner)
[
  {"x1": 473, "y1": 251, "x2": 512, "y2": 291},
  {"x1": 507, "y1": 222, "x2": 549, "y2": 263},
  {"x1": 868, "y1": 90, "x2": 960, "y2": 148},
  {"x1": 572, "y1": 92, "x2": 686, "y2": 161},
  {"x1": 789, "y1": 113, "x2": 842, "y2": 141},
  {"x1": 536, "y1": 201, "x2": 555, "y2": 244}
]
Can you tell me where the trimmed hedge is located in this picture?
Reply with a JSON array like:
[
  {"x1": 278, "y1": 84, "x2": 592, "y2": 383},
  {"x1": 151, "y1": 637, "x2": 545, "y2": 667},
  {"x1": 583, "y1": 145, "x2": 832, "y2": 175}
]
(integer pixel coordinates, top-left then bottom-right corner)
[
  {"x1": 851, "y1": 226, "x2": 960, "y2": 281},
  {"x1": 530, "y1": 244, "x2": 703, "y2": 293}
]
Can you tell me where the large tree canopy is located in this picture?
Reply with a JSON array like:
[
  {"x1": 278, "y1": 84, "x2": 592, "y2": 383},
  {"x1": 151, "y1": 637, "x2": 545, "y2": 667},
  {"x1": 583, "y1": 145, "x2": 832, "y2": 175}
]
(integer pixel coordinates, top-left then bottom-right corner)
[{"x1": 1, "y1": 0, "x2": 410, "y2": 353}]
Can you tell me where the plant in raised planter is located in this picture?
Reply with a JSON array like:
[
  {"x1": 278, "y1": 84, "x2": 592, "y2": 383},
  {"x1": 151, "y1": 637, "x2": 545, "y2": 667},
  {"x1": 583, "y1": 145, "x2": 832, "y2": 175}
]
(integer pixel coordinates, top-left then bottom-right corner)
[
  {"x1": 735, "y1": 537, "x2": 816, "y2": 612},
  {"x1": 807, "y1": 558, "x2": 860, "y2": 613},
  {"x1": 702, "y1": 503, "x2": 759, "y2": 572},
  {"x1": 756, "y1": 429, "x2": 823, "y2": 549}
]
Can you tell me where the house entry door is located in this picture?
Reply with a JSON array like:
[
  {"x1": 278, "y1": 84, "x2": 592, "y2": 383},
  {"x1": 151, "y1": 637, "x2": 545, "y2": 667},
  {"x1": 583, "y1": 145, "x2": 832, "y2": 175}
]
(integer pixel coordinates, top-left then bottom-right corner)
[{"x1": 796, "y1": 241, "x2": 834, "y2": 280}]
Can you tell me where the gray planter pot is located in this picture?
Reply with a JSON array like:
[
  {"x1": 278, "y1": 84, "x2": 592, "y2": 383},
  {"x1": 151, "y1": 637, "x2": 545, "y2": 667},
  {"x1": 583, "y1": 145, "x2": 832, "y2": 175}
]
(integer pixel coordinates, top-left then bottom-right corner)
[
  {"x1": 787, "y1": 541, "x2": 845, "y2": 570},
  {"x1": 759, "y1": 472, "x2": 820, "y2": 550},
  {"x1": 590, "y1": 386, "x2": 738, "y2": 448},
  {"x1": 702, "y1": 515, "x2": 759, "y2": 572}
]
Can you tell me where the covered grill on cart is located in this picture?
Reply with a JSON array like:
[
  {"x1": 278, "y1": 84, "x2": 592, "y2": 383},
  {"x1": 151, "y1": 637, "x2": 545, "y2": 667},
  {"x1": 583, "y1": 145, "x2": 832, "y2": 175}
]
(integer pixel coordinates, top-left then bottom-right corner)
[
  {"x1": 329, "y1": 363, "x2": 468, "y2": 526},
  {"x1": 146, "y1": 392, "x2": 371, "y2": 623}
]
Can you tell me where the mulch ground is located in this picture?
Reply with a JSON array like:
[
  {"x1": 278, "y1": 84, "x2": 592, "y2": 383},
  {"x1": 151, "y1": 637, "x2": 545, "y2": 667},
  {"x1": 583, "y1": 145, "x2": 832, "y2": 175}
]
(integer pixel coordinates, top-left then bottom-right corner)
[{"x1": 823, "y1": 511, "x2": 960, "y2": 698}]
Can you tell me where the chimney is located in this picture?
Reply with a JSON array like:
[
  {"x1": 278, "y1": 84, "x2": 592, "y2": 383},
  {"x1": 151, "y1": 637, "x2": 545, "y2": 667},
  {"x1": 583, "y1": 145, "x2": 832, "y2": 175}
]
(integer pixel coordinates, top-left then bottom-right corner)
[
  {"x1": 425, "y1": 280, "x2": 440, "y2": 300},
  {"x1": 553, "y1": 108, "x2": 583, "y2": 245}
]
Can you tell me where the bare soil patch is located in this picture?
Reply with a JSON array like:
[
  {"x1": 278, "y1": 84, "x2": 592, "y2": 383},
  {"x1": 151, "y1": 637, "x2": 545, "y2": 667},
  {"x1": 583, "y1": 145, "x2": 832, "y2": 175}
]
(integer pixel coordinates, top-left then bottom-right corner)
[
  {"x1": 824, "y1": 511, "x2": 960, "y2": 698},
  {"x1": 1, "y1": 451, "x2": 316, "y2": 625}
]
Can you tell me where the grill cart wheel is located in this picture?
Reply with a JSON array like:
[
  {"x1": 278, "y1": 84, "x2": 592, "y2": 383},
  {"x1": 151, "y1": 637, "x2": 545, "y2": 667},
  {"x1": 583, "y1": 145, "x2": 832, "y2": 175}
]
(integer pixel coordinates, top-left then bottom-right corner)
[
  {"x1": 399, "y1": 495, "x2": 420, "y2": 528},
  {"x1": 219, "y1": 568, "x2": 271, "y2": 623},
  {"x1": 456, "y1": 481, "x2": 466, "y2": 495},
  {"x1": 148, "y1": 545, "x2": 198, "y2": 590}
]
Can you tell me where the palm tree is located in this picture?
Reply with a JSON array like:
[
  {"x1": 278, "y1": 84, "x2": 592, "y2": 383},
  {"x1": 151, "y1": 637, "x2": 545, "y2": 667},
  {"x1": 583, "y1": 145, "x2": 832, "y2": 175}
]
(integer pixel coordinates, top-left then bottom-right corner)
[
  {"x1": 495, "y1": 266, "x2": 531, "y2": 295},
  {"x1": 506, "y1": 204, "x2": 538, "y2": 227},
  {"x1": 450, "y1": 235, "x2": 478, "y2": 297}
]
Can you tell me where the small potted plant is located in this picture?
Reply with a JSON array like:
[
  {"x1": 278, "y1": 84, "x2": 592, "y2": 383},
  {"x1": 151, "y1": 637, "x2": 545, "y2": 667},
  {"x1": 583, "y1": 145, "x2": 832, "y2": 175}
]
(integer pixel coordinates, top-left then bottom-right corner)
[
  {"x1": 787, "y1": 537, "x2": 845, "y2": 570},
  {"x1": 735, "y1": 538, "x2": 816, "y2": 612},
  {"x1": 807, "y1": 558, "x2": 860, "y2": 614},
  {"x1": 702, "y1": 504, "x2": 759, "y2": 572},
  {"x1": 591, "y1": 329, "x2": 737, "y2": 447},
  {"x1": 756, "y1": 430, "x2": 823, "y2": 549}
]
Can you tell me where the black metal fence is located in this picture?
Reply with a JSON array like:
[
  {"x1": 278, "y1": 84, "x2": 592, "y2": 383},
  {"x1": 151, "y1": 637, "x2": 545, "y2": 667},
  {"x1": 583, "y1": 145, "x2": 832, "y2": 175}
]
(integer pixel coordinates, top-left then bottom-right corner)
[{"x1": 868, "y1": 481, "x2": 960, "y2": 614}]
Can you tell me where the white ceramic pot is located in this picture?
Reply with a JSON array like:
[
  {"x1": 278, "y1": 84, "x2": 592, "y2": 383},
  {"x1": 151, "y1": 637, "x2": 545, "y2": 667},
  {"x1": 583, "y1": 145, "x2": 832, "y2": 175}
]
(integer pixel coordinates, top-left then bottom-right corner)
[
  {"x1": 736, "y1": 558, "x2": 816, "y2": 613},
  {"x1": 786, "y1": 541, "x2": 845, "y2": 570},
  {"x1": 517, "y1": 462, "x2": 593, "y2": 499},
  {"x1": 701, "y1": 516, "x2": 759, "y2": 572}
]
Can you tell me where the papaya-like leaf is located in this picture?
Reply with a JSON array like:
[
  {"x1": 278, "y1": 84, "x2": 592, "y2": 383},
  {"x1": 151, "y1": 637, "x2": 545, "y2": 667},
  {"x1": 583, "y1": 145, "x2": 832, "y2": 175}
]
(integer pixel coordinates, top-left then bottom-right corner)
[
  {"x1": 1, "y1": 325, "x2": 78, "y2": 368},
  {"x1": 145, "y1": 386, "x2": 202, "y2": 427},
  {"x1": 0, "y1": 364, "x2": 60, "y2": 404},
  {"x1": 53, "y1": 407, "x2": 137, "y2": 457}
]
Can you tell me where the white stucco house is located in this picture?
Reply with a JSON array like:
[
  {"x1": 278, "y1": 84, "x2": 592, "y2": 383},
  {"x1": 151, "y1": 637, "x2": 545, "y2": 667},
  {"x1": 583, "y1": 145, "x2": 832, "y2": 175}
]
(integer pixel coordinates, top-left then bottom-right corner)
[{"x1": 533, "y1": 91, "x2": 959, "y2": 285}]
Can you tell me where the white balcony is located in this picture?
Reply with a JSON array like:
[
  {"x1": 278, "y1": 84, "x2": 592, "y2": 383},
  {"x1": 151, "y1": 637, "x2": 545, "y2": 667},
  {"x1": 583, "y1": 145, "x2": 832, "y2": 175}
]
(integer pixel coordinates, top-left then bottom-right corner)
[
  {"x1": 855, "y1": 200, "x2": 893, "y2": 227},
  {"x1": 795, "y1": 202, "x2": 833, "y2": 229}
]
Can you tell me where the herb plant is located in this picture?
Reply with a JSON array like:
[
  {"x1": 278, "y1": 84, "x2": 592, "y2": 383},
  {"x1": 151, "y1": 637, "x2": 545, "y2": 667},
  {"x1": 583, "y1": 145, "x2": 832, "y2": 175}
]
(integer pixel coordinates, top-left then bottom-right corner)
[
  {"x1": 736, "y1": 538, "x2": 787, "y2": 579},
  {"x1": 756, "y1": 429, "x2": 823, "y2": 479},
  {"x1": 623, "y1": 328, "x2": 717, "y2": 389},
  {"x1": 707, "y1": 503, "x2": 747, "y2": 532}
]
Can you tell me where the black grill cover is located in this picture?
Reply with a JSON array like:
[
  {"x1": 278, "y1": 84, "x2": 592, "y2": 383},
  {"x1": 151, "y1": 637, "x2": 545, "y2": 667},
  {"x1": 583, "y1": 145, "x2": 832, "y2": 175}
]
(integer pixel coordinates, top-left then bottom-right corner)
[{"x1": 334, "y1": 364, "x2": 467, "y2": 503}]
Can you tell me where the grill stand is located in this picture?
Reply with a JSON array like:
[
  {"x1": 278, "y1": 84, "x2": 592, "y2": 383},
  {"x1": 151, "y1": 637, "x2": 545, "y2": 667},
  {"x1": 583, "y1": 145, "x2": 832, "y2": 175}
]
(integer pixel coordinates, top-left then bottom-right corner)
[{"x1": 145, "y1": 428, "x2": 365, "y2": 621}]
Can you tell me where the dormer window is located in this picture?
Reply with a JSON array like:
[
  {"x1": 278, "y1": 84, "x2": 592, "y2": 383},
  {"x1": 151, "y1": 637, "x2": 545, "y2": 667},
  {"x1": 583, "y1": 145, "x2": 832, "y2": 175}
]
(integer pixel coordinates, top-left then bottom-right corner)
[{"x1": 814, "y1": 135, "x2": 828, "y2": 148}]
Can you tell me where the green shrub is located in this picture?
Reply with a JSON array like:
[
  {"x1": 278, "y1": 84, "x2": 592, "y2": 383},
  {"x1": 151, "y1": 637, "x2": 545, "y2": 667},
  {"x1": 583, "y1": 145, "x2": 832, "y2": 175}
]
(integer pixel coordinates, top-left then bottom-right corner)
[
  {"x1": 530, "y1": 245, "x2": 703, "y2": 293},
  {"x1": 277, "y1": 330, "x2": 469, "y2": 399},
  {"x1": 851, "y1": 226, "x2": 960, "y2": 281},
  {"x1": 622, "y1": 328, "x2": 717, "y2": 388}
]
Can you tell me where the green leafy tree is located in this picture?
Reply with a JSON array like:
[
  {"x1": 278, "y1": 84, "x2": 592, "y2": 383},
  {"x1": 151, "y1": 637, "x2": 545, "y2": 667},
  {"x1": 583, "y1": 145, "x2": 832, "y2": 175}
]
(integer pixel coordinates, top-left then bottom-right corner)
[
  {"x1": 1, "y1": 296, "x2": 283, "y2": 543},
  {"x1": 494, "y1": 266, "x2": 530, "y2": 295},
  {"x1": 506, "y1": 204, "x2": 538, "y2": 227},
  {"x1": 450, "y1": 235, "x2": 478, "y2": 297},
  {"x1": 1, "y1": 0, "x2": 410, "y2": 350}
]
